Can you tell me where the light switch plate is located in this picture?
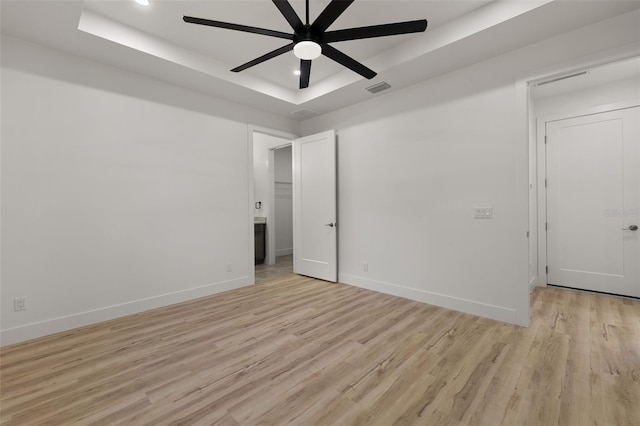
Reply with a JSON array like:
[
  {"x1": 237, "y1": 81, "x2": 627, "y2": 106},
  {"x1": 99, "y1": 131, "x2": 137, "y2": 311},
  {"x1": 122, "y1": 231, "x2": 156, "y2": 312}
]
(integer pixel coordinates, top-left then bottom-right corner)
[{"x1": 474, "y1": 207, "x2": 493, "y2": 219}]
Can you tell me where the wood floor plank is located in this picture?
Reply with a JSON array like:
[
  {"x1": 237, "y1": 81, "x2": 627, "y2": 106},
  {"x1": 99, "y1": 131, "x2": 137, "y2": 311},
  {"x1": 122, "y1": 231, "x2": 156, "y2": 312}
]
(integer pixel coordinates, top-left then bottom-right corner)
[{"x1": 2, "y1": 277, "x2": 639, "y2": 425}]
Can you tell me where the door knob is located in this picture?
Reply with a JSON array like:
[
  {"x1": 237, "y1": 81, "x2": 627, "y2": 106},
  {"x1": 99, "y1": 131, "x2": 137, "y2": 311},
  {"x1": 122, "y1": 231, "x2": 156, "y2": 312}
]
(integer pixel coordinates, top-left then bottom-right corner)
[
  {"x1": 622, "y1": 225, "x2": 638, "y2": 231},
  {"x1": 324, "y1": 223, "x2": 335, "y2": 227}
]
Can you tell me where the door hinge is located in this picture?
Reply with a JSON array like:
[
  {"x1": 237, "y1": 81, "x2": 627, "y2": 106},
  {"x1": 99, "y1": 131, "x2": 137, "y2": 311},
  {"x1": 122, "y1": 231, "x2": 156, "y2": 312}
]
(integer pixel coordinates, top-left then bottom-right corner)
[
  {"x1": 526, "y1": 231, "x2": 530, "y2": 238},
  {"x1": 546, "y1": 266, "x2": 549, "y2": 274},
  {"x1": 545, "y1": 222, "x2": 548, "y2": 231},
  {"x1": 545, "y1": 179, "x2": 547, "y2": 188},
  {"x1": 545, "y1": 135, "x2": 548, "y2": 144}
]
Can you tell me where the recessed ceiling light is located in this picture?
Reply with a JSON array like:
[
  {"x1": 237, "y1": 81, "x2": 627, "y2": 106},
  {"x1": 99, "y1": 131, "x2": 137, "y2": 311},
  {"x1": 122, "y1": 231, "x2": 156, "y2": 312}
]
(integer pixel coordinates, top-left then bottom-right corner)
[
  {"x1": 294, "y1": 70, "x2": 301, "y2": 76},
  {"x1": 135, "y1": 0, "x2": 150, "y2": 6}
]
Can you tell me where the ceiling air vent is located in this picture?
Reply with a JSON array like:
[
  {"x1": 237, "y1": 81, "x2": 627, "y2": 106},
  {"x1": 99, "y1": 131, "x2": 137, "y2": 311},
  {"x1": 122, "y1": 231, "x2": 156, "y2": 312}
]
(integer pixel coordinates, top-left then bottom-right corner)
[
  {"x1": 291, "y1": 108, "x2": 319, "y2": 119},
  {"x1": 366, "y1": 81, "x2": 391, "y2": 94},
  {"x1": 534, "y1": 71, "x2": 588, "y2": 87}
]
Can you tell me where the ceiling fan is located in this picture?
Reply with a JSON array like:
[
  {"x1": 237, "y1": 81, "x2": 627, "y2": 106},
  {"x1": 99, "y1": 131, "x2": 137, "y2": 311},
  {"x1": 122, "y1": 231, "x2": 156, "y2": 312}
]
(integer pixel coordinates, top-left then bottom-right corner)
[{"x1": 183, "y1": 0, "x2": 428, "y2": 89}]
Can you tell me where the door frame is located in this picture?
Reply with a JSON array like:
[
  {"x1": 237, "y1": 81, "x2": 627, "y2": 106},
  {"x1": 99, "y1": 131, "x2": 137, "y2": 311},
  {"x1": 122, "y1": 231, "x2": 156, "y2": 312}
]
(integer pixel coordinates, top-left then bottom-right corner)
[
  {"x1": 536, "y1": 100, "x2": 640, "y2": 288},
  {"x1": 248, "y1": 125, "x2": 298, "y2": 281}
]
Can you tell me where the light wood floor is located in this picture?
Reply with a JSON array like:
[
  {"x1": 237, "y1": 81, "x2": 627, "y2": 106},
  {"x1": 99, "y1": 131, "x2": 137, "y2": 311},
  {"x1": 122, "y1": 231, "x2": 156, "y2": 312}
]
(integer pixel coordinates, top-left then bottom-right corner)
[
  {"x1": 1, "y1": 276, "x2": 639, "y2": 425},
  {"x1": 255, "y1": 255, "x2": 293, "y2": 284}
]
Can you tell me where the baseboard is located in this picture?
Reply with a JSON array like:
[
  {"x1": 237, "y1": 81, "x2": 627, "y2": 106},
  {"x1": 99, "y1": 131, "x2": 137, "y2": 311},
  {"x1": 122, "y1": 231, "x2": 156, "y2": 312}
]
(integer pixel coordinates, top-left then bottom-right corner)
[
  {"x1": 276, "y1": 248, "x2": 293, "y2": 257},
  {"x1": 339, "y1": 273, "x2": 518, "y2": 325},
  {"x1": 529, "y1": 275, "x2": 538, "y2": 292},
  {"x1": 0, "y1": 277, "x2": 253, "y2": 347}
]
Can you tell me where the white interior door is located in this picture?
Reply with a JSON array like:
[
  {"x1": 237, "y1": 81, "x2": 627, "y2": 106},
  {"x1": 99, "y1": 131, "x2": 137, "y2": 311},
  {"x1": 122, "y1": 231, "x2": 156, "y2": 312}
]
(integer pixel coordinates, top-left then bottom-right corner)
[
  {"x1": 546, "y1": 106, "x2": 639, "y2": 297},
  {"x1": 293, "y1": 130, "x2": 337, "y2": 282}
]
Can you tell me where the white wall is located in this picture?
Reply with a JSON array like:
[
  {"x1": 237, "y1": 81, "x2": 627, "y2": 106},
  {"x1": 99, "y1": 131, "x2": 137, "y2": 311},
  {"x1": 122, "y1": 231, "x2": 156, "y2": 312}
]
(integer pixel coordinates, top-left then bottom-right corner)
[
  {"x1": 252, "y1": 133, "x2": 292, "y2": 263},
  {"x1": 2, "y1": 8, "x2": 638, "y2": 344},
  {"x1": 301, "y1": 9, "x2": 640, "y2": 326},
  {"x1": 253, "y1": 133, "x2": 285, "y2": 220},
  {"x1": 274, "y1": 146, "x2": 293, "y2": 183},
  {"x1": 274, "y1": 146, "x2": 293, "y2": 257},
  {"x1": 0, "y1": 37, "x2": 298, "y2": 345},
  {"x1": 534, "y1": 76, "x2": 640, "y2": 117}
]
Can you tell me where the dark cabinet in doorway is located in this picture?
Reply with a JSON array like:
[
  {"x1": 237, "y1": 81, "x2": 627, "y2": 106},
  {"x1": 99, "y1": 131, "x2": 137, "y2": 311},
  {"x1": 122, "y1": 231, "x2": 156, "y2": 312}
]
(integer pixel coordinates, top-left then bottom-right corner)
[{"x1": 254, "y1": 223, "x2": 266, "y2": 264}]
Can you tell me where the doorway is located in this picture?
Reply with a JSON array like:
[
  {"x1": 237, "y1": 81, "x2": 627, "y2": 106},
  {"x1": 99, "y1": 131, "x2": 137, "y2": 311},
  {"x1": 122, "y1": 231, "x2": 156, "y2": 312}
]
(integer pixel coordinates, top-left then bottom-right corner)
[
  {"x1": 250, "y1": 127, "x2": 338, "y2": 284},
  {"x1": 251, "y1": 128, "x2": 295, "y2": 284},
  {"x1": 529, "y1": 56, "x2": 640, "y2": 297},
  {"x1": 257, "y1": 144, "x2": 295, "y2": 284}
]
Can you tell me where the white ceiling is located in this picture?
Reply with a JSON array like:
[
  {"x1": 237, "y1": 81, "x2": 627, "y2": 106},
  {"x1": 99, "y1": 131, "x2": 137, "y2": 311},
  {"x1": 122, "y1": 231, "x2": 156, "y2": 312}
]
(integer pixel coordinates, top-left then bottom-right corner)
[
  {"x1": 83, "y1": 0, "x2": 491, "y2": 88},
  {"x1": 2, "y1": 1, "x2": 640, "y2": 119}
]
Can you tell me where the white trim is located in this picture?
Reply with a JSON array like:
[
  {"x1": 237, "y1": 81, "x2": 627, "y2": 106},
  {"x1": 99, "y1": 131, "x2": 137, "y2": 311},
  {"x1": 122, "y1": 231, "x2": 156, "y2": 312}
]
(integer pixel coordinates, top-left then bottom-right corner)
[
  {"x1": 276, "y1": 248, "x2": 293, "y2": 257},
  {"x1": 525, "y1": 74, "x2": 541, "y2": 297},
  {"x1": 246, "y1": 124, "x2": 256, "y2": 282},
  {"x1": 339, "y1": 274, "x2": 518, "y2": 325},
  {"x1": 515, "y1": 76, "x2": 532, "y2": 327},
  {"x1": 529, "y1": 276, "x2": 538, "y2": 292},
  {"x1": 536, "y1": 114, "x2": 547, "y2": 288},
  {"x1": 540, "y1": 100, "x2": 640, "y2": 124},
  {"x1": 536, "y1": 109, "x2": 548, "y2": 287},
  {"x1": 270, "y1": 143, "x2": 293, "y2": 151},
  {"x1": 267, "y1": 147, "x2": 277, "y2": 265},
  {"x1": 0, "y1": 277, "x2": 252, "y2": 347},
  {"x1": 249, "y1": 125, "x2": 298, "y2": 141}
]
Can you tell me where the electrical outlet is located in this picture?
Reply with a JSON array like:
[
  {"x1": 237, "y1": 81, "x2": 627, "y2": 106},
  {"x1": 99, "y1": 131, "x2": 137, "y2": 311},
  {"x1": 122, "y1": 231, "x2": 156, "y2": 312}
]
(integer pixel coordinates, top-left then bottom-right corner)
[
  {"x1": 226, "y1": 263, "x2": 233, "y2": 272},
  {"x1": 14, "y1": 297, "x2": 26, "y2": 312},
  {"x1": 363, "y1": 262, "x2": 369, "y2": 272}
]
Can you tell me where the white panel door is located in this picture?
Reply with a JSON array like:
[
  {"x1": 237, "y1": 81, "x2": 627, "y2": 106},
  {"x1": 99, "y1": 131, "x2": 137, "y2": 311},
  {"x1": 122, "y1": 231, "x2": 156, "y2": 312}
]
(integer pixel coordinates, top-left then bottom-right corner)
[
  {"x1": 546, "y1": 106, "x2": 639, "y2": 297},
  {"x1": 293, "y1": 130, "x2": 337, "y2": 282}
]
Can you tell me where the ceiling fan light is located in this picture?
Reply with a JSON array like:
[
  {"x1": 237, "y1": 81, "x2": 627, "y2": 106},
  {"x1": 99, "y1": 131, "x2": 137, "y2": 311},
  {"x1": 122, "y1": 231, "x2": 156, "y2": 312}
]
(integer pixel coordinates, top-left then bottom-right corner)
[
  {"x1": 294, "y1": 41, "x2": 321, "y2": 60},
  {"x1": 135, "y1": 0, "x2": 150, "y2": 6}
]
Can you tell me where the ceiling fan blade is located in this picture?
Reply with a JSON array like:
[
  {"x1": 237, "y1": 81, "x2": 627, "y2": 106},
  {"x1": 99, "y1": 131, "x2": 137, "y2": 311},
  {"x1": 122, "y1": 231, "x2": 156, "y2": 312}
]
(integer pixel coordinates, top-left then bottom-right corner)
[
  {"x1": 323, "y1": 19, "x2": 428, "y2": 43},
  {"x1": 321, "y1": 44, "x2": 376, "y2": 79},
  {"x1": 310, "y1": 0, "x2": 354, "y2": 34},
  {"x1": 231, "y1": 43, "x2": 295, "y2": 72},
  {"x1": 272, "y1": 0, "x2": 304, "y2": 32},
  {"x1": 299, "y1": 59, "x2": 312, "y2": 89},
  {"x1": 183, "y1": 16, "x2": 293, "y2": 40}
]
